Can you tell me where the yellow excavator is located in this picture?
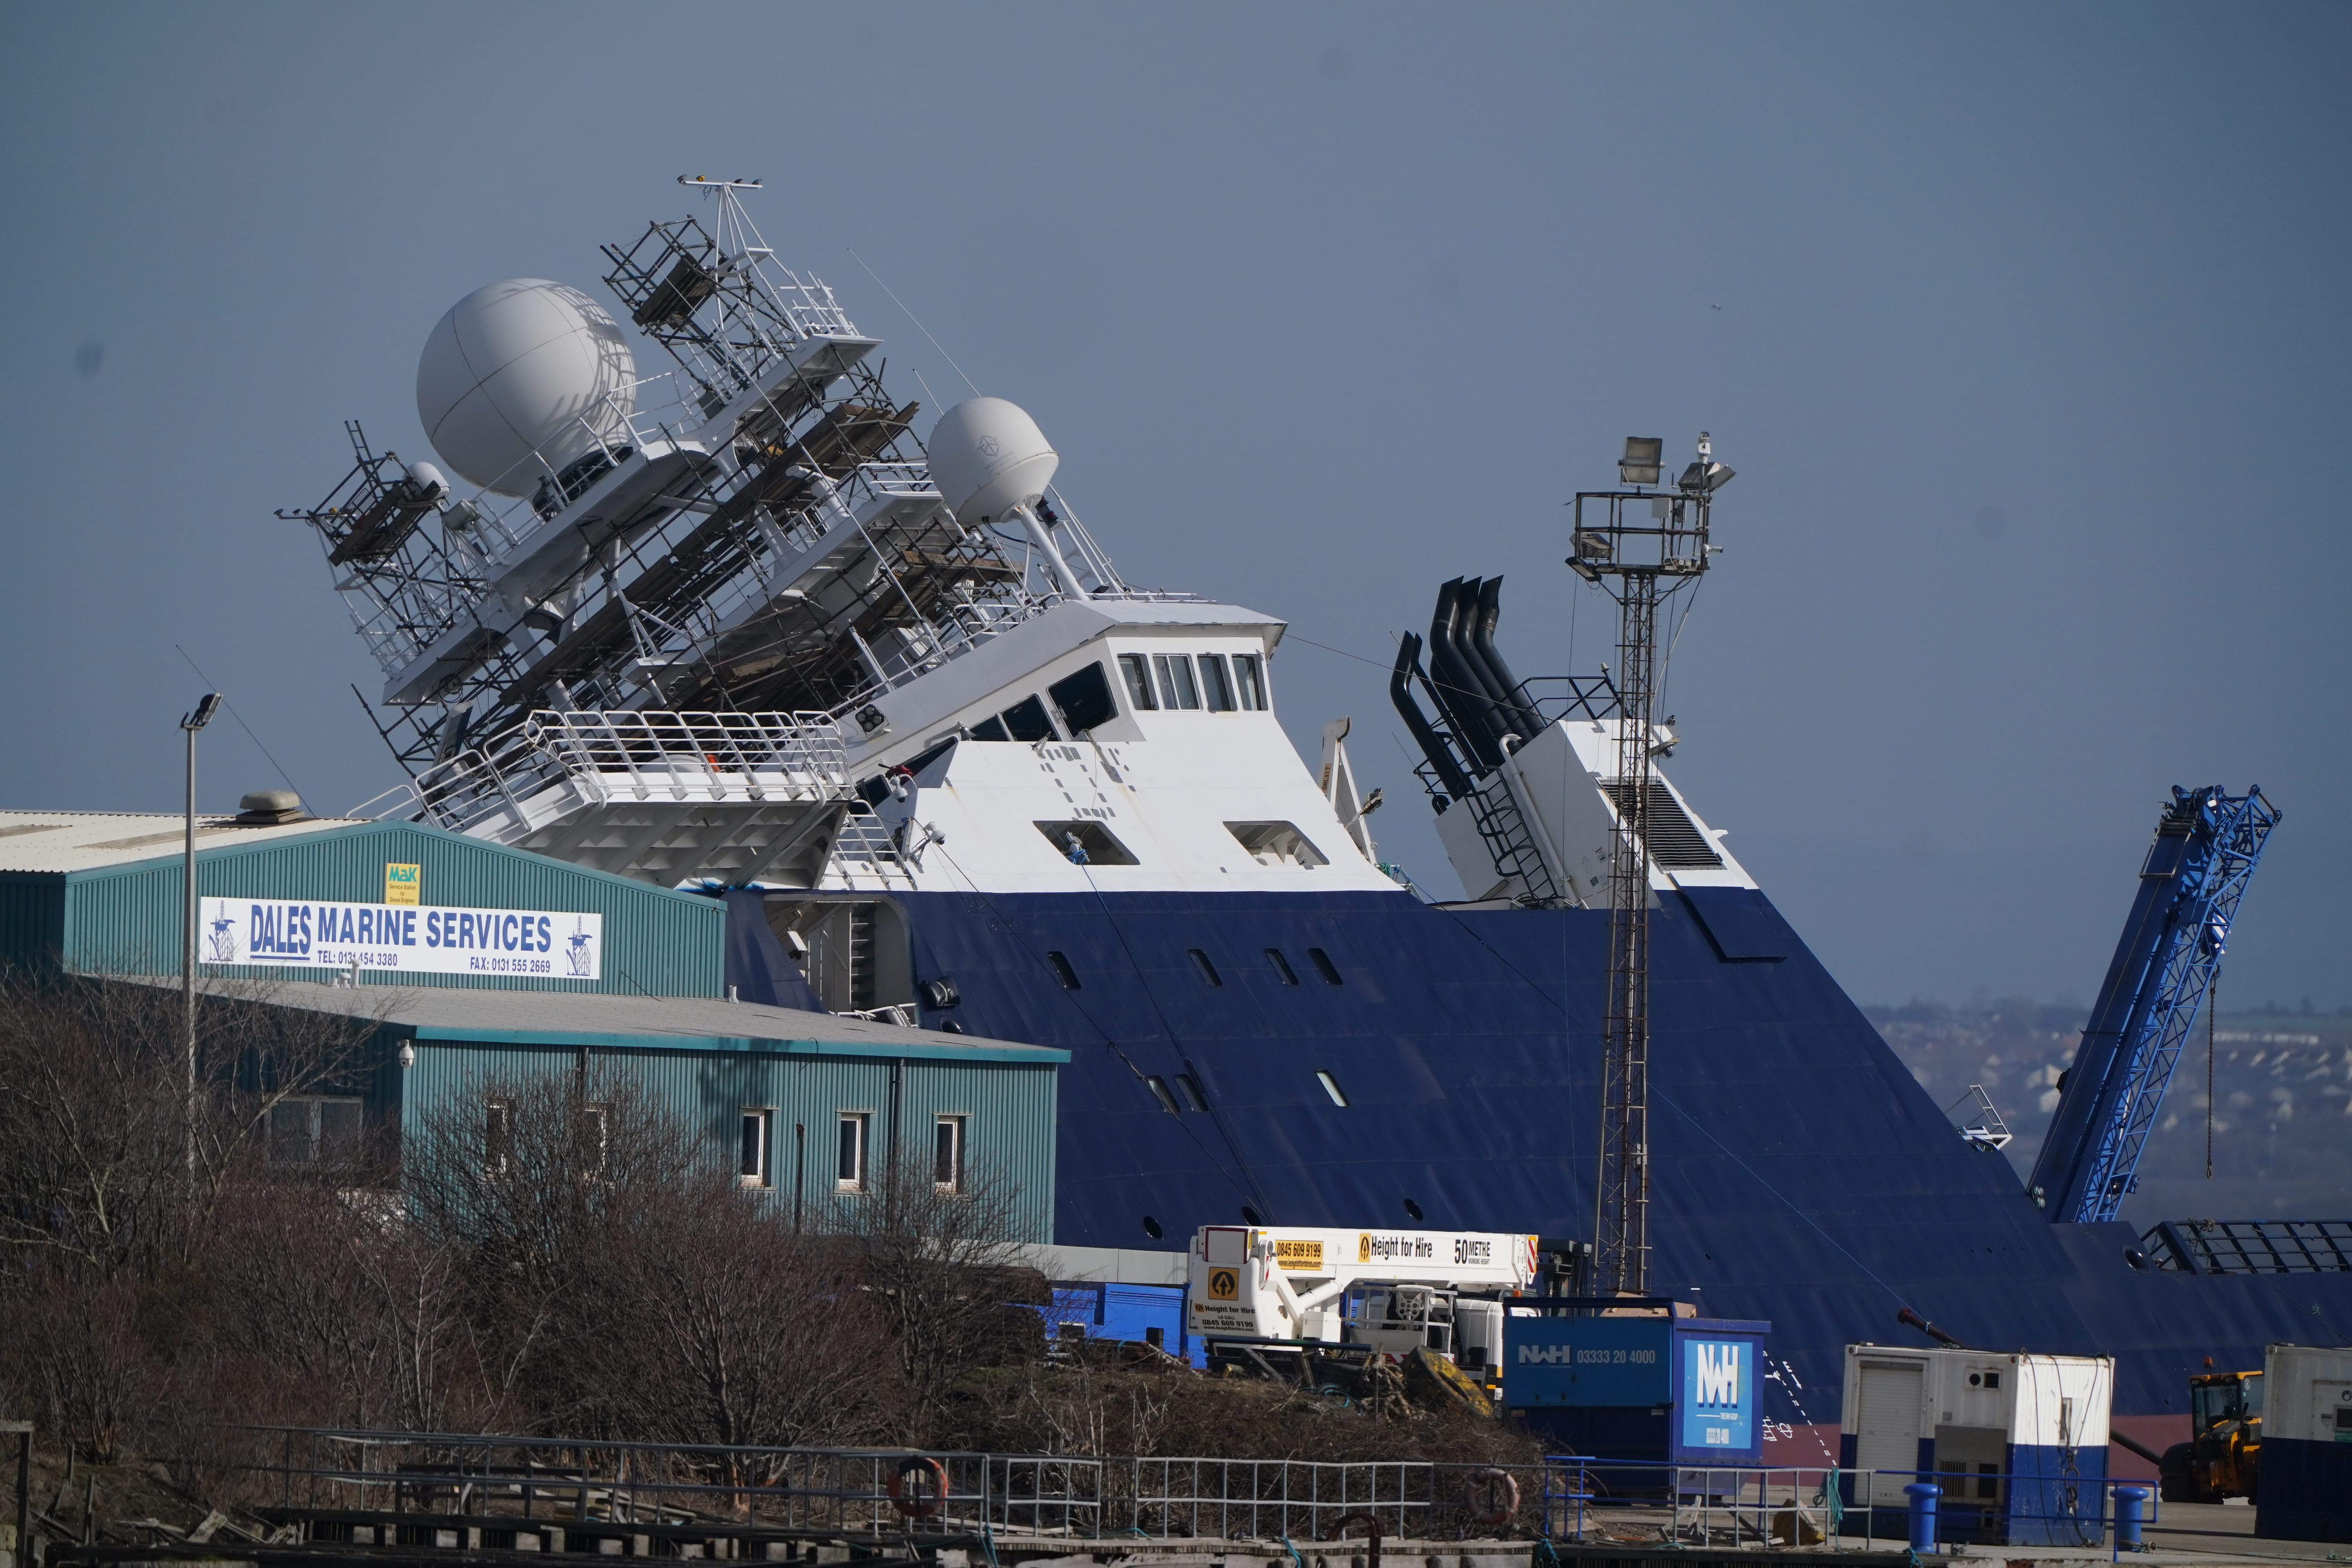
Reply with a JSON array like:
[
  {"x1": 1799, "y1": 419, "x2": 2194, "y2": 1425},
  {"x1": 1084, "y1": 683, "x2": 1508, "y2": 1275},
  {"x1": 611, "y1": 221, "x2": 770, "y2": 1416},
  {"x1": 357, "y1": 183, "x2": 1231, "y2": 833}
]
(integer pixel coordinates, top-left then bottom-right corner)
[{"x1": 2156, "y1": 1365, "x2": 2262, "y2": 1503}]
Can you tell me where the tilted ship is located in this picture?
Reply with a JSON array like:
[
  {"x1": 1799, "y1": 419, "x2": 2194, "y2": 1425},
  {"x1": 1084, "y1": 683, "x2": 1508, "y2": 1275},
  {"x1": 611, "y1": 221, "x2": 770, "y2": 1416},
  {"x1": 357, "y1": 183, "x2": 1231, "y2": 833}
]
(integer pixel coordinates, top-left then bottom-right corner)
[{"x1": 287, "y1": 180, "x2": 2351, "y2": 1445}]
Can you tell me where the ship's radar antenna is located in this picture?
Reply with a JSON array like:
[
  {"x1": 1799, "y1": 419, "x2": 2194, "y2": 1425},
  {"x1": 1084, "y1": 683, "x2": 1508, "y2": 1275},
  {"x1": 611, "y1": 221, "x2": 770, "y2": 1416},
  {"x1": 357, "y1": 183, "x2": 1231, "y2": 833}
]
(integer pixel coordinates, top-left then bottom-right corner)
[{"x1": 1568, "y1": 432, "x2": 1733, "y2": 1298}]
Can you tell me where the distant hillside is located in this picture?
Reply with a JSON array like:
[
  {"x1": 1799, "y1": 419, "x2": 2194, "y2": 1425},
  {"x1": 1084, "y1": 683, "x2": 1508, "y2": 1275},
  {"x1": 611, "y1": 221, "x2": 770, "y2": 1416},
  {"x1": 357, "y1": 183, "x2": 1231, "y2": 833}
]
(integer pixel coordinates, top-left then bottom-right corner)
[{"x1": 1862, "y1": 1002, "x2": 2352, "y2": 1228}]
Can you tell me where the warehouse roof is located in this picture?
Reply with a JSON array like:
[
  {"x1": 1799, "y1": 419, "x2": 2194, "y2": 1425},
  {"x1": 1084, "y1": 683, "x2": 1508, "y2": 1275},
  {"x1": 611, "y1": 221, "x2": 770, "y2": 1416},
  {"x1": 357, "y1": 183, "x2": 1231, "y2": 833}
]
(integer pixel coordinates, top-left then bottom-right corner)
[
  {"x1": 147, "y1": 975, "x2": 1065, "y2": 1064},
  {"x1": 0, "y1": 809, "x2": 363, "y2": 875}
]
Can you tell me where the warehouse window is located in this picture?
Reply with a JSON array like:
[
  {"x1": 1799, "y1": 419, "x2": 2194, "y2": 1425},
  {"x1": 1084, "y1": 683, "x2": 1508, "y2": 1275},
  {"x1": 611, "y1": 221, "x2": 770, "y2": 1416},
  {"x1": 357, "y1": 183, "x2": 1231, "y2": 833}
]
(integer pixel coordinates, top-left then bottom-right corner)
[
  {"x1": 485, "y1": 1098, "x2": 514, "y2": 1176},
  {"x1": 268, "y1": 1096, "x2": 363, "y2": 1167},
  {"x1": 1045, "y1": 950, "x2": 1081, "y2": 989},
  {"x1": 576, "y1": 1103, "x2": 610, "y2": 1181},
  {"x1": 1307, "y1": 947, "x2": 1343, "y2": 985},
  {"x1": 837, "y1": 1113, "x2": 869, "y2": 1191},
  {"x1": 1316, "y1": 1070, "x2": 1350, "y2": 1107},
  {"x1": 934, "y1": 1115, "x2": 967, "y2": 1193},
  {"x1": 1144, "y1": 1075, "x2": 1181, "y2": 1115},
  {"x1": 1118, "y1": 653, "x2": 1158, "y2": 710},
  {"x1": 740, "y1": 1109, "x2": 774, "y2": 1188},
  {"x1": 1266, "y1": 948, "x2": 1299, "y2": 985},
  {"x1": 1197, "y1": 654, "x2": 1237, "y2": 712},
  {"x1": 1233, "y1": 654, "x2": 1267, "y2": 711}
]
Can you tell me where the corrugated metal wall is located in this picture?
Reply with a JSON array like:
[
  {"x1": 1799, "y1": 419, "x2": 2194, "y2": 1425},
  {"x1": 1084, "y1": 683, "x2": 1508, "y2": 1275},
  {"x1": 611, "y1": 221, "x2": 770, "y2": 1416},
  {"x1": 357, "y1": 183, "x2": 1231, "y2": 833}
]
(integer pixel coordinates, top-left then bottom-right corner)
[
  {"x1": 0, "y1": 877, "x2": 65, "y2": 969},
  {"x1": 51, "y1": 822, "x2": 722, "y2": 995},
  {"x1": 400, "y1": 1040, "x2": 1056, "y2": 1240}
]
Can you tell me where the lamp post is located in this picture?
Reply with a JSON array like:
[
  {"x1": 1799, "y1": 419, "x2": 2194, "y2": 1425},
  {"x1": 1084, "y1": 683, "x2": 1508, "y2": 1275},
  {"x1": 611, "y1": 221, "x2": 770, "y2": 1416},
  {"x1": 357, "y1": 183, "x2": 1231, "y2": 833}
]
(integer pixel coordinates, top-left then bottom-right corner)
[{"x1": 181, "y1": 692, "x2": 222, "y2": 1203}]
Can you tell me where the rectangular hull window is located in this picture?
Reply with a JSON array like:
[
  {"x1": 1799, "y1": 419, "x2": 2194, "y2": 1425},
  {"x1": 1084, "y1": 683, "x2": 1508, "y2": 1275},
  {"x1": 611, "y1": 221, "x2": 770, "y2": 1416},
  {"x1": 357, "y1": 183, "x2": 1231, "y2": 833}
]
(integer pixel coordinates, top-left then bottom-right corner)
[
  {"x1": 1145, "y1": 1075, "x2": 1182, "y2": 1114},
  {"x1": 1266, "y1": 948, "x2": 1299, "y2": 985},
  {"x1": 1308, "y1": 947, "x2": 1343, "y2": 984},
  {"x1": 934, "y1": 1114, "x2": 966, "y2": 1192},
  {"x1": 1226, "y1": 821, "x2": 1330, "y2": 868},
  {"x1": 1188, "y1": 948, "x2": 1223, "y2": 987},
  {"x1": 1118, "y1": 653, "x2": 1158, "y2": 710},
  {"x1": 1317, "y1": 1070, "x2": 1350, "y2": 1107},
  {"x1": 1036, "y1": 820, "x2": 1140, "y2": 865},
  {"x1": 837, "y1": 1112, "x2": 869, "y2": 1191},
  {"x1": 1198, "y1": 654, "x2": 1236, "y2": 712},
  {"x1": 1045, "y1": 950, "x2": 1081, "y2": 989},
  {"x1": 1152, "y1": 654, "x2": 1200, "y2": 710}
]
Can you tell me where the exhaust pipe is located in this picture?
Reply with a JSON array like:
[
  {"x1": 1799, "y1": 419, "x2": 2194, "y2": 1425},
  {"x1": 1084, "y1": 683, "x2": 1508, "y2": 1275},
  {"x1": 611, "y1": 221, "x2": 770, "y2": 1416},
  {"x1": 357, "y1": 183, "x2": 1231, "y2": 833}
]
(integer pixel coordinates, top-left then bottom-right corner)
[
  {"x1": 1389, "y1": 633, "x2": 1475, "y2": 803},
  {"x1": 1896, "y1": 1306, "x2": 1970, "y2": 1349}
]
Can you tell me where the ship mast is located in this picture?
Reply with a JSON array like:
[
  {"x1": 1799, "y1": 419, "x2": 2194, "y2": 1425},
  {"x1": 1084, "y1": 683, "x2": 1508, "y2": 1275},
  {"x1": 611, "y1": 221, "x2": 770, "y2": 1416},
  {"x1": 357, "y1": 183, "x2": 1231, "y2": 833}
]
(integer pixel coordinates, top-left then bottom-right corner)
[{"x1": 1569, "y1": 435, "x2": 1731, "y2": 1296}]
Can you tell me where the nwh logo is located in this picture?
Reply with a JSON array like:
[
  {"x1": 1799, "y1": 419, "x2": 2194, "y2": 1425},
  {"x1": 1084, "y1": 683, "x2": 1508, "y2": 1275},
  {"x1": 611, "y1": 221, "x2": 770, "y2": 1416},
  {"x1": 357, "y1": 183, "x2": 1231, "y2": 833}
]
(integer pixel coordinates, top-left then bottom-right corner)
[
  {"x1": 1692, "y1": 1342, "x2": 1741, "y2": 1408},
  {"x1": 1517, "y1": 1344, "x2": 1568, "y2": 1365}
]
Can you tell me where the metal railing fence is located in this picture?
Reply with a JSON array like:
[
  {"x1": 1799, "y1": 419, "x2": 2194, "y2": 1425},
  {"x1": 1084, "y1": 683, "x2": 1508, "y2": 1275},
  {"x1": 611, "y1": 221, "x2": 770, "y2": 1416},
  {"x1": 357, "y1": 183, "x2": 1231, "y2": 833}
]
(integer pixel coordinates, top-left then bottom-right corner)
[{"x1": 199, "y1": 1431, "x2": 2155, "y2": 1550}]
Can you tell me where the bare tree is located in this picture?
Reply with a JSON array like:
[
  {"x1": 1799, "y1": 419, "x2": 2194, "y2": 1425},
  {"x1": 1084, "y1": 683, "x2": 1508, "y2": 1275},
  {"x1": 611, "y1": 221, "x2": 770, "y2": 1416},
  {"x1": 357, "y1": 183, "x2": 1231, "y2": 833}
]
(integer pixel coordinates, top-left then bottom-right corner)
[
  {"x1": 553, "y1": 1182, "x2": 893, "y2": 1454},
  {"x1": 830, "y1": 1151, "x2": 1041, "y2": 1444}
]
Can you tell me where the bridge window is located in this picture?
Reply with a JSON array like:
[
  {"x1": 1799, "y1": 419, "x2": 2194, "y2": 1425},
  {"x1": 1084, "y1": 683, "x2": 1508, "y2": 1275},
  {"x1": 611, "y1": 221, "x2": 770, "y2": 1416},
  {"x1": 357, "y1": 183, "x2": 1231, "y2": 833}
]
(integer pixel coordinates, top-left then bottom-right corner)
[
  {"x1": 1152, "y1": 654, "x2": 1200, "y2": 710},
  {"x1": 1198, "y1": 654, "x2": 1237, "y2": 712},
  {"x1": 1049, "y1": 661, "x2": 1118, "y2": 734},
  {"x1": 1117, "y1": 653, "x2": 1158, "y2": 710},
  {"x1": 1233, "y1": 654, "x2": 1267, "y2": 711},
  {"x1": 1000, "y1": 693, "x2": 1058, "y2": 742}
]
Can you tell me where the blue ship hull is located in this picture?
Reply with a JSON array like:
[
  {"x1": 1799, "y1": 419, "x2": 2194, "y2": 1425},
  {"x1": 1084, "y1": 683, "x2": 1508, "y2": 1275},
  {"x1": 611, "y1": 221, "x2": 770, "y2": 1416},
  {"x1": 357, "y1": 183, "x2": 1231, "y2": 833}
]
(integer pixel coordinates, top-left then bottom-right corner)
[{"x1": 786, "y1": 883, "x2": 2352, "y2": 1423}]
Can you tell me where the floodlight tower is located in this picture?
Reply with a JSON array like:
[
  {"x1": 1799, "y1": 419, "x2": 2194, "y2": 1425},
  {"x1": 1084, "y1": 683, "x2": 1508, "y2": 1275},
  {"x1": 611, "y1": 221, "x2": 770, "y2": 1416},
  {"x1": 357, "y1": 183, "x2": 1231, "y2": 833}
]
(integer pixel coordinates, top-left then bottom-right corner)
[{"x1": 1568, "y1": 434, "x2": 1732, "y2": 1296}]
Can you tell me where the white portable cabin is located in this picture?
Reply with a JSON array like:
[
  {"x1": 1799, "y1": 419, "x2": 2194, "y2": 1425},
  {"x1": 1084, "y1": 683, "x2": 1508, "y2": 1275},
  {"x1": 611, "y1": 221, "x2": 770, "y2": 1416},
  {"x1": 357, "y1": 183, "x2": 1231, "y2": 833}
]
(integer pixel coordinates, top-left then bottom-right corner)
[
  {"x1": 1840, "y1": 1344, "x2": 2113, "y2": 1547},
  {"x1": 1185, "y1": 1225, "x2": 1537, "y2": 1372},
  {"x1": 2256, "y1": 1343, "x2": 2352, "y2": 1543}
]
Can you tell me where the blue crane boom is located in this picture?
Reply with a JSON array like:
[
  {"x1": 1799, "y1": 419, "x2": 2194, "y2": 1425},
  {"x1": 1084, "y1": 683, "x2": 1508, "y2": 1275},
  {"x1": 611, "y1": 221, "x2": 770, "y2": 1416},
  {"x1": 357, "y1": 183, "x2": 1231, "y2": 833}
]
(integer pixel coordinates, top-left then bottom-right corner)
[{"x1": 2028, "y1": 785, "x2": 2281, "y2": 1225}]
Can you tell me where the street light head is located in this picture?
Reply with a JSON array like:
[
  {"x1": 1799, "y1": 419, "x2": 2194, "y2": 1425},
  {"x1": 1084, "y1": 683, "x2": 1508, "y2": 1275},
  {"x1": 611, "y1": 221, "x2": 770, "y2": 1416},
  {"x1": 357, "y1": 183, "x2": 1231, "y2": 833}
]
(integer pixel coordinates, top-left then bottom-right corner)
[
  {"x1": 1619, "y1": 437, "x2": 1664, "y2": 486},
  {"x1": 183, "y1": 692, "x2": 224, "y2": 731}
]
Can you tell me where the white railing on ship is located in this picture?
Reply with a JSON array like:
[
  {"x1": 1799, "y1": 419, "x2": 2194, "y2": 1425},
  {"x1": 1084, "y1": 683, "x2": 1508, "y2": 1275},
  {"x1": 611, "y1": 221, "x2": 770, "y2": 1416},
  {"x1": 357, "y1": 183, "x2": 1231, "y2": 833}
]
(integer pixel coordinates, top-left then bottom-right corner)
[{"x1": 350, "y1": 710, "x2": 852, "y2": 836}]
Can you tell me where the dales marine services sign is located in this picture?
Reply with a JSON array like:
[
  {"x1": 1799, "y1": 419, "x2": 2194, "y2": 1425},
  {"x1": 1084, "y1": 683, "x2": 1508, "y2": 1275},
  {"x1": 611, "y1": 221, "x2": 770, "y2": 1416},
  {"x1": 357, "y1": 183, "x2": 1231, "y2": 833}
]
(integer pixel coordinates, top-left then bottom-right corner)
[{"x1": 200, "y1": 896, "x2": 603, "y2": 980}]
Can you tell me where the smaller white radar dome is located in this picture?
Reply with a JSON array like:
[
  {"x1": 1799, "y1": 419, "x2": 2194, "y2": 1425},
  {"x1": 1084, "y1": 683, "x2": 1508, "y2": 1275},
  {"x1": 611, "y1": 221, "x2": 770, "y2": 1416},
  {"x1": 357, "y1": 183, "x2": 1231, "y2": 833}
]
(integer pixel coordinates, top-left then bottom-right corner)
[
  {"x1": 929, "y1": 397, "x2": 1058, "y2": 524},
  {"x1": 416, "y1": 279, "x2": 637, "y2": 495}
]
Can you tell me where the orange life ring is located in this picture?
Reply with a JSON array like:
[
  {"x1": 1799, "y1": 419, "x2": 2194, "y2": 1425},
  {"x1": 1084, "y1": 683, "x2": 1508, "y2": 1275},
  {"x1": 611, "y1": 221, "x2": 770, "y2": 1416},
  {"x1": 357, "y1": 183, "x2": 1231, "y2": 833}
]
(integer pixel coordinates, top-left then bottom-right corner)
[
  {"x1": 1463, "y1": 1467, "x2": 1519, "y2": 1526},
  {"x1": 886, "y1": 1455, "x2": 949, "y2": 1519}
]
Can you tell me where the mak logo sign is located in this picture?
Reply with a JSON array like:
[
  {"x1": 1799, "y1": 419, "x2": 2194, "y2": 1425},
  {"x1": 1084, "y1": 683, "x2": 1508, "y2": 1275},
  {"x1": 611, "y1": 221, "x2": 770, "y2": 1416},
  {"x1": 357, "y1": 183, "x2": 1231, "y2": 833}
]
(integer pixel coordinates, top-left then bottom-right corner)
[{"x1": 1679, "y1": 1338, "x2": 1754, "y2": 1452}]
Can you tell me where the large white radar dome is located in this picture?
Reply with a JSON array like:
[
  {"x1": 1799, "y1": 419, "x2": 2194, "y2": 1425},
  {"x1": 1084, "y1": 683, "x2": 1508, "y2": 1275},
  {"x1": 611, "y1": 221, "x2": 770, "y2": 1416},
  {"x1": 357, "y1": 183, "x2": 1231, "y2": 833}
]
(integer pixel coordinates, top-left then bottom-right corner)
[
  {"x1": 928, "y1": 397, "x2": 1059, "y2": 525},
  {"x1": 415, "y1": 279, "x2": 637, "y2": 495}
]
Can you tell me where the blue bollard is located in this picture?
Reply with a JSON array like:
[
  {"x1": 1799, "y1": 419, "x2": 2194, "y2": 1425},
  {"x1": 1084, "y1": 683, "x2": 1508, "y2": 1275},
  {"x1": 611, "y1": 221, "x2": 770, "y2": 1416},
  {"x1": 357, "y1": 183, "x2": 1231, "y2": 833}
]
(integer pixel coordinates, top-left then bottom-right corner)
[
  {"x1": 2112, "y1": 1485, "x2": 2150, "y2": 1553},
  {"x1": 1904, "y1": 1483, "x2": 1941, "y2": 1553}
]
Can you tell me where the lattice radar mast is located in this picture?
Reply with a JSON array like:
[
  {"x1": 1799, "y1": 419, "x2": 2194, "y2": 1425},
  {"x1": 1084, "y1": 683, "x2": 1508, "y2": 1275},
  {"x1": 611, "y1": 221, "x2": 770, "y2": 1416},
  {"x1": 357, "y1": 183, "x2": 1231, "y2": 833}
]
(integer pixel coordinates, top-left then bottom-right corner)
[
  {"x1": 1567, "y1": 434, "x2": 1733, "y2": 1297},
  {"x1": 281, "y1": 180, "x2": 1127, "y2": 842}
]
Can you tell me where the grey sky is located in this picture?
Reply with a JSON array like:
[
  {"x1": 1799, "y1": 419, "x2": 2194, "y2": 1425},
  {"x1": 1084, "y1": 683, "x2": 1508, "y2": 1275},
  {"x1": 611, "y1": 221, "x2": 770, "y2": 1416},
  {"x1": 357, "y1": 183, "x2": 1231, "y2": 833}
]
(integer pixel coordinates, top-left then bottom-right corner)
[{"x1": 3, "y1": 2, "x2": 2345, "y2": 1009}]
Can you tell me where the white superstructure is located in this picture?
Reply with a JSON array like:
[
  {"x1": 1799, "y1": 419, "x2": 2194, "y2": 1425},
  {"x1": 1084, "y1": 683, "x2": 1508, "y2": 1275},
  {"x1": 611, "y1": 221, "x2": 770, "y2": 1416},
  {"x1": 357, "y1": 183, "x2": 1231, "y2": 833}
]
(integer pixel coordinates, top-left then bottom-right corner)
[{"x1": 292, "y1": 180, "x2": 1754, "y2": 936}]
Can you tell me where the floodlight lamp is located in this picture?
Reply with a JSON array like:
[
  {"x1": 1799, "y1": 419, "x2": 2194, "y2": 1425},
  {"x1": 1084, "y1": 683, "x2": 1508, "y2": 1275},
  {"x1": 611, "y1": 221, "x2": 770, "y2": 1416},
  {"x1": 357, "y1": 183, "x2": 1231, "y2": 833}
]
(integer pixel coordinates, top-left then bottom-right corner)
[
  {"x1": 1619, "y1": 437, "x2": 1664, "y2": 486},
  {"x1": 1678, "y1": 460, "x2": 1736, "y2": 494},
  {"x1": 183, "y1": 692, "x2": 223, "y2": 731}
]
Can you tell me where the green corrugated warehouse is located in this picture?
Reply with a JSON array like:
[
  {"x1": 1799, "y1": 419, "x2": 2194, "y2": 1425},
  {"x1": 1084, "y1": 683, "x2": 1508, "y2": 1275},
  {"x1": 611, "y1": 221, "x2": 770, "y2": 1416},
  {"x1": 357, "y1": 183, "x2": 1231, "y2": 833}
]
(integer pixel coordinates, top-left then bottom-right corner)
[{"x1": 1, "y1": 804, "x2": 1063, "y2": 1239}]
